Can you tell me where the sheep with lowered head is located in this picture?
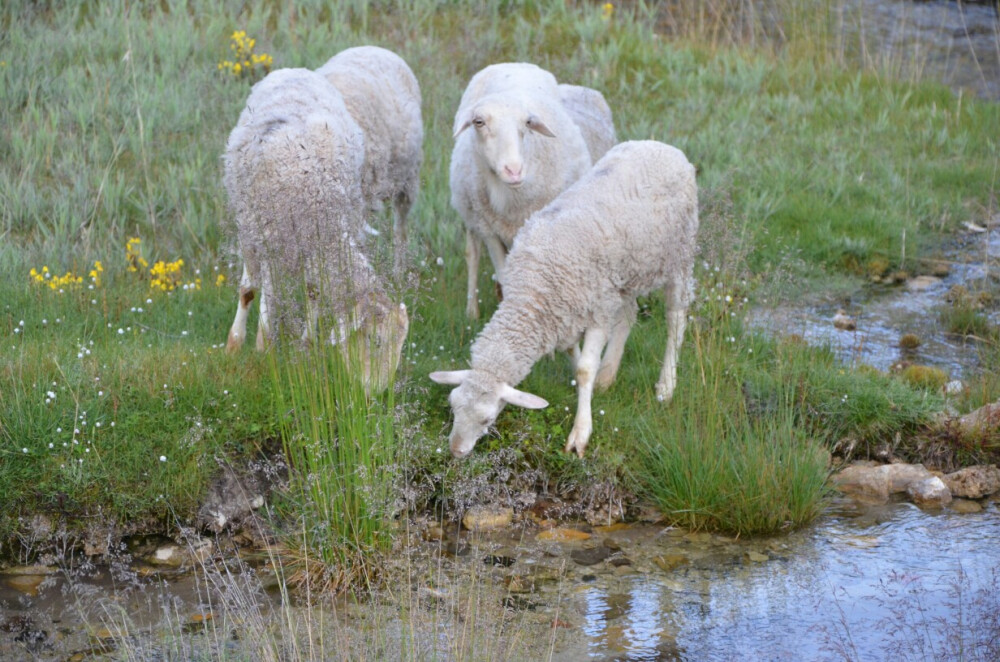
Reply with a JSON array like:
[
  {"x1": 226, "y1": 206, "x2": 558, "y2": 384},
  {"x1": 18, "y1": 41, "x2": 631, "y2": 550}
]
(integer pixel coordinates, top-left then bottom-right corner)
[
  {"x1": 449, "y1": 62, "x2": 595, "y2": 319},
  {"x1": 316, "y1": 46, "x2": 423, "y2": 276},
  {"x1": 431, "y1": 140, "x2": 698, "y2": 458},
  {"x1": 223, "y1": 67, "x2": 408, "y2": 392}
]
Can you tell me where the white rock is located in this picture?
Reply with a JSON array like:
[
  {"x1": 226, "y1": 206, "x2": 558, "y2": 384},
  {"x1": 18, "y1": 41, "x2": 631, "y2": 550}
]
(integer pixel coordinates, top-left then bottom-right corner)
[{"x1": 907, "y1": 476, "x2": 952, "y2": 509}]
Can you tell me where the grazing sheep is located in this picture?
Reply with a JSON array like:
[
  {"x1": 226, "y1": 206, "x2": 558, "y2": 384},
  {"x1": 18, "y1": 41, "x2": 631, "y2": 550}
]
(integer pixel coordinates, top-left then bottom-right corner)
[
  {"x1": 449, "y1": 62, "x2": 593, "y2": 319},
  {"x1": 431, "y1": 140, "x2": 698, "y2": 458},
  {"x1": 317, "y1": 46, "x2": 423, "y2": 276},
  {"x1": 223, "y1": 67, "x2": 408, "y2": 392},
  {"x1": 558, "y1": 83, "x2": 617, "y2": 163}
]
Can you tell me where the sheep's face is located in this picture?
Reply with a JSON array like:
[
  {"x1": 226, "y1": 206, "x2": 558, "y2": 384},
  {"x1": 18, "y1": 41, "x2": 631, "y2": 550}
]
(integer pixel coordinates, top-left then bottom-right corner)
[
  {"x1": 455, "y1": 100, "x2": 555, "y2": 189},
  {"x1": 332, "y1": 300, "x2": 408, "y2": 396},
  {"x1": 429, "y1": 369, "x2": 548, "y2": 458}
]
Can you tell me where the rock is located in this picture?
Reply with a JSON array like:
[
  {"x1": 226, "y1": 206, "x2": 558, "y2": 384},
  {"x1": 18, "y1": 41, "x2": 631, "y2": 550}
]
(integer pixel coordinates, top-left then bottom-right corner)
[
  {"x1": 950, "y1": 499, "x2": 984, "y2": 514},
  {"x1": 833, "y1": 309, "x2": 856, "y2": 331},
  {"x1": 585, "y1": 505, "x2": 625, "y2": 527},
  {"x1": 483, "y1": 555, "x2": 516, "y2": 568},
  {"x1": 945, "y1": 380, "x2": 966, "y2": 396},
  {"x1": 144, "y1": 537, "x2": 214, "y2": 568},
  {"x1": 536, "y1": 527, "x2": 591, "y2": 542},
  {"x1": 571, "y1": 546, "x2": 612, "y2": 566},
  {"x1": 907, "y1": 476, "x2": 952, "y2": 509},
  {"x1": 955, "y1": 400, "x2": 1000, "y2": 435},
  {"x1": 461, "y1": 506, "x2": 513, "y2": 532},
  {"x1": 745, "y1": 551, "x2": 769, "y2": 563},
  {"x1": 2, "y1": 564, "x2": 57, "y2": 576},
  {"x1": 943, "y1": 465, "x2": 1000, "y2": 499},
  {"x1": 3, "y1": 573, "x2": 46, "y2": 596},
  {"x1": 831, "y1": 462, "x2": 891, "y2": 502},
  {"x1": 884, "y1": 463, "x2": 934, "y2": 493},
  {"x1": 197, "y1": 461, "x2": 279, "y2": 533},
  {"x1": 653, "y1": 554, "x2": 689, "y2": 572},
  {"x1": 422, "y1": 523, "x2": 446, "y2": 542},
  {"x1": 906, "y1": 275, "x2": 941, "y2": 291},
  {"x1": 931, "y1": 262, "x2": 951, "y2": 277}
]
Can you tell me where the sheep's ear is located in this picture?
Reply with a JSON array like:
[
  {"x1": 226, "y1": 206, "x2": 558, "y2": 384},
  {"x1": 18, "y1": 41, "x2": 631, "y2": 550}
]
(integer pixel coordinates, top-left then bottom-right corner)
[
  {"x1": 453, "y1": 112, "x2": 473, "y2": 138},
  {"x1": 500, "y1": 383, "x2": 549, "y2": 409},
  {"x1": 430, "y1": 370, "x2": 472, "y2": 385},
  {"x1": 526, "y1": 115, "x2": 555, "y2": 138}
]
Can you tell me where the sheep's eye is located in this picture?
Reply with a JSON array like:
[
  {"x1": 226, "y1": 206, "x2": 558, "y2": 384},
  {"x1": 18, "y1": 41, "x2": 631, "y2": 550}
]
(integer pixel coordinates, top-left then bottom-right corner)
[
  {"x1": 479, "y1": 417, "x2": 491, "y2": 427},
  {"x1": 472, "y1": 118, "x2": 485, "y2": 128}
]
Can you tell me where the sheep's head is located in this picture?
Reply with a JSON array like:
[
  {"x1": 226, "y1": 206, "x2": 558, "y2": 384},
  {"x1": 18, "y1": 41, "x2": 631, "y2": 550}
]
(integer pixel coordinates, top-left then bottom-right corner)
[
  {"x1": 429, "y1": 369, "x2": 548, "y2": 458},
  {"x1": 453, "y1": 98, "x2": 555, "y2": 188},
  {"x1": 332, "y1": 300, "x2": 408, "y2": 395}
]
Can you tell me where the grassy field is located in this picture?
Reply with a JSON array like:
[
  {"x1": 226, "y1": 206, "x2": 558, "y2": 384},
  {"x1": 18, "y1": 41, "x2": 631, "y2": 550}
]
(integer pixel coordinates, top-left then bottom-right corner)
[{"x1": 2, "y1": 0, "x2": 999, "y2": 565}]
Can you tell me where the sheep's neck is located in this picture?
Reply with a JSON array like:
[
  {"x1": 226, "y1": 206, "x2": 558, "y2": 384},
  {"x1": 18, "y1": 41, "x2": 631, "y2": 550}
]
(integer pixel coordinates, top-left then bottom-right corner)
[{"x1": 472, "y1": 296, "x2": 556, "y2": 387}]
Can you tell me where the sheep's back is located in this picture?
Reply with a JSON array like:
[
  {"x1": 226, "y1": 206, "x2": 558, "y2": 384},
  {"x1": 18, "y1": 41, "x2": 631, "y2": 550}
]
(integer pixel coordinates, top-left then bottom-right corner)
[
  {"x1": 506, "y1": 141, "x2": 697, "y2": 307},
  {"x1": 317, "y1": 47, "x2": 423, "y2": 206}
]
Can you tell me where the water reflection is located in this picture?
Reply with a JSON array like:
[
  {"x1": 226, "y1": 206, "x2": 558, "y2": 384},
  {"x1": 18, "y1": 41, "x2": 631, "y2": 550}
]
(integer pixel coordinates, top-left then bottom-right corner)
[{"x1": 572, "y1": 500, "x2": 999, "y2": 661}]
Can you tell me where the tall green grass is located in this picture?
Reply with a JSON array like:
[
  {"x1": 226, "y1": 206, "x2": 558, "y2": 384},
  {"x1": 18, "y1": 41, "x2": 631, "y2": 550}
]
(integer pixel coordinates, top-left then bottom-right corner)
[{"x1": 270, "y1": 342, "x2": 397, "y2": 591}]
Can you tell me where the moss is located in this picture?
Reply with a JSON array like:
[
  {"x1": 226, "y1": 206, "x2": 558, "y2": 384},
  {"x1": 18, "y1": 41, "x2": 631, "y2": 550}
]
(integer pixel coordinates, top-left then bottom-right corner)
[{"x1": 899, "y1": 365, "x2": 948, "y2": 391}]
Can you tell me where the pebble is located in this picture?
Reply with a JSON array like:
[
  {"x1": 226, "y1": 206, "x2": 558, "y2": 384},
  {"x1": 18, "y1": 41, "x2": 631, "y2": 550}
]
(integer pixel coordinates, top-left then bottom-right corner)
[
  {"x1": 462, "y1": 506, "x2": 513, "y2": 532},
  {"x1": 571, "y1": 546, "x2": 611, "y2": 566},
  {"x1": 536, "y1": 527, "x2": 591, "y2": 542}
]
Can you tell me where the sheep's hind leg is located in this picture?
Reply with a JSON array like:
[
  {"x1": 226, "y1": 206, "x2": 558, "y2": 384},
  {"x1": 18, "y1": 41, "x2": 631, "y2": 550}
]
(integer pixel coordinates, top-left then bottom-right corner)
[
  {"x1": 596, "y1": 303, "x2": 636, "y2": 391},
  {"x1": 465, "y1": 229, "x2": 481, "y2": 319},
  {"x1": 482, "y1": 235, "x2": 508, "y2": 303},
  {"x1": 392, "y1": 192, "x2": 411, "y2": 279},
  {"x1": 566, "y1": 326, "x2": 608, "y2": 458},
  {"x1": 656, "y1": 279, "x2": 690, "y2": 403},
  {"x1": 226, "y1": 265, "x2": 254, "y2": 353}
]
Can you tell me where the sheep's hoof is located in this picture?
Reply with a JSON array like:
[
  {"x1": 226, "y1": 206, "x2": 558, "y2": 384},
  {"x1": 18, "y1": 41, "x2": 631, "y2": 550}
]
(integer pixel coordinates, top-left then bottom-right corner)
[
  {"x1": 495, "y1": 282, "x2": 504, "y2": 302},
  {"x1": 225, "y1": 334, "x2": 243, "y2": 354},
  {"x1": 655, "y1": 383, "x2": 674, "y2": 403},
  {"x1": 595, "y1": 366, "x2": 617, "y2": 392},
  {"x1": 564, "y1": 428, "x2": 590, "y2": 458}
]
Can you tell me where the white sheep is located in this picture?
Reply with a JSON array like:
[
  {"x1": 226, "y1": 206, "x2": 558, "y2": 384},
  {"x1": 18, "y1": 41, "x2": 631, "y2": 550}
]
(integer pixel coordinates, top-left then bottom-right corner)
[
  {"x1": 223, "y1": 68, "x2": 408, "y2": 392},
  {"x1": 449, "y1": 62, "x2": 594, "y2": 319},
  {"x1": 558, "y1": 83, "x2": 617, "y2": 163},
  {"x1": 431, "y1": 140, "x2": 698, "y2": 458},
  {"x1": 317, "y1": 46, "x2": 423, "y2": 276}
]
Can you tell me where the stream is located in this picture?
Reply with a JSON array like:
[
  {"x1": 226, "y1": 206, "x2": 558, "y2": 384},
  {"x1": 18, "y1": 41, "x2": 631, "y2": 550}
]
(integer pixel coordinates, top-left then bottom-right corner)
[{"x1": 2, "y1": 495, "x2": 999, "y2": 660}]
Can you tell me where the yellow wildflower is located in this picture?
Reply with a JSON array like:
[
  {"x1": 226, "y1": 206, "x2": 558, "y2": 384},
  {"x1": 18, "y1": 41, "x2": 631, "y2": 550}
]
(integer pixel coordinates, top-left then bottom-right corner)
[
  {"x1": 602, "y1": 2, "x2": 614, "y2": 19},
  {"x1": 215, "y1": 273, "x2": 227, "y2": 287}
]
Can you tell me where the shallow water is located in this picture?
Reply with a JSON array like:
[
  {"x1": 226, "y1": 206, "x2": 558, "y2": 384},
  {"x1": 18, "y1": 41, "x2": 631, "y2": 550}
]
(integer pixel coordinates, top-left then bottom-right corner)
[
  {"x1": 751, "y1": 227, "x2": 999, "y2": 378},
  {"x1": 844, "y1": 0, "x2": 1000, "y2": 101},
  {"x1": 4, "y1": 497, "x2": 997, "y2": 661}
]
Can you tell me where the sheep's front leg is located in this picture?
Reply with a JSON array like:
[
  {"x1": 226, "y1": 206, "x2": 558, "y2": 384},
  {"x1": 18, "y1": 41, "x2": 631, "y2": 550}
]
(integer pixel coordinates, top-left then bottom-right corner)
[
  {"x1": 226, "y1": 265, "x2": 254, "y2": 353},
  {"x1": 465, "y1": 229, "x2": 481, "y2": 319},
  {"x1": 656, "y1": 280, "x2": 690, "y2": 402},
  {"x1": 566, "y1": 326, "x2": 608, "y2": 458}
]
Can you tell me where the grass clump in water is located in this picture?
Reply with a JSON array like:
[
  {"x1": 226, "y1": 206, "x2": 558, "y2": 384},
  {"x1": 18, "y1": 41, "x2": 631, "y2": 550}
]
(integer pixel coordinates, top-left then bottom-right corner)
[{"x1": 270, "y1": 341, "x2": 397, "y2": 593}]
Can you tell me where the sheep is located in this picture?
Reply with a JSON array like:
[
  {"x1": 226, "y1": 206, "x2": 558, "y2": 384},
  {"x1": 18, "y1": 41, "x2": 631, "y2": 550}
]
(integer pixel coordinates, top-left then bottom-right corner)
[
  {"x1": 449, "y1": 62, "x2": 595, "y2": 319},
  {"x1": 558, "y1": 83, "x2": 617, "y2": 163},
  {"x1": 431, "y1": 140, "x2": 698, "y2": 459},
  {"x1": 223, "y1": 67, "x2": 408, "y2": 392},
  {"x1": 316, "y1": 46, "x2": 423, "y2": 277}
]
